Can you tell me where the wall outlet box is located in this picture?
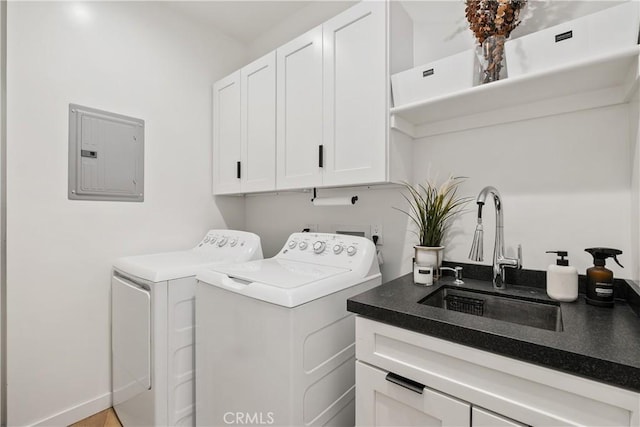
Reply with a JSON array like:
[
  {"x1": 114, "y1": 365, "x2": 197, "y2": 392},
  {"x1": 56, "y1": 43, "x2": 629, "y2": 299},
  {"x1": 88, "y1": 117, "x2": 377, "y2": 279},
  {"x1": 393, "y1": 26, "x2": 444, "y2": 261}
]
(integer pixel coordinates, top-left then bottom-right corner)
[{"x1": 371, "y1": 224, "x2": 383, "y2": 245}]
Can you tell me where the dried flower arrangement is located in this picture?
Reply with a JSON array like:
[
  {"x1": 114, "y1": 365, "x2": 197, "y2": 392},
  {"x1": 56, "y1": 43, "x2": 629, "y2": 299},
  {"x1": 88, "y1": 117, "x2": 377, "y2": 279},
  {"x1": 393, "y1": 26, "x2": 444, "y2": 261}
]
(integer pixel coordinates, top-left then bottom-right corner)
[{"x1": 465, "y1": 0, "x2": 527, "y2": 83}]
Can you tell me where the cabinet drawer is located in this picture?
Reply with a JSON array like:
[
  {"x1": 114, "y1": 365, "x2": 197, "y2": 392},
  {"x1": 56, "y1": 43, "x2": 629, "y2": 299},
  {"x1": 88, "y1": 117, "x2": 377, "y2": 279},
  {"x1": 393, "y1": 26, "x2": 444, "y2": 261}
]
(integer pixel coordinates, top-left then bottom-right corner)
[
  {"x1": 472, "y1": 407, "x2": 526, "y2": 427},
  {"x1": 356, "y1": 361, "x2": 470, "y2": 427},
  {"x1": 356, "y1": 317, "x2": 637, "y2": 426}
]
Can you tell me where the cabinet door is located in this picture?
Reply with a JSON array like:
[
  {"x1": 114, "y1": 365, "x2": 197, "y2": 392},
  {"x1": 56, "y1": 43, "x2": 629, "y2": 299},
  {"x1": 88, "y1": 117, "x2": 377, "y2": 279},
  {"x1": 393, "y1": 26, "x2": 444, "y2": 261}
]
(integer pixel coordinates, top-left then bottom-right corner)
[
  {"x1": 323, "y1": 1, "x2": 387, "y2": 187},
  {"x1": 241, "y1": 52, "x2": 276, "y2": 192},
  {"x1": 276, "y1": 26, "x2": 323, "y2": 190},
  {"x1": 212, "y1": 71, "x2": 242, "y2": 195},
  {"x1": 356, "y1": 361, "x2": 471, "y2": 427},
  {"x1": 472, "y1": 407, "x2": 527, "y2": 427}
]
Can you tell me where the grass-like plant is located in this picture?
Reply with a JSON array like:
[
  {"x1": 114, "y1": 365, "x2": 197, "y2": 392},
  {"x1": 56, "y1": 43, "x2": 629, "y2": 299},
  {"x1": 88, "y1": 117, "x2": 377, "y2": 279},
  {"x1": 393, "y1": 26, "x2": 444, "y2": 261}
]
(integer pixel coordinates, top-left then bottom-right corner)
[{"x1": 396, "y1": 177, "x2": 471, "y2": 247}]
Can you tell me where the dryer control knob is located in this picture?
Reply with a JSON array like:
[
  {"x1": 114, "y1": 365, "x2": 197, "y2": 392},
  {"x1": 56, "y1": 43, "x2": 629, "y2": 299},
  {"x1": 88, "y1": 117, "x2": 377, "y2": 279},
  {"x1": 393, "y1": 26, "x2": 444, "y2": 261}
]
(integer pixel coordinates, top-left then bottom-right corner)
[
  {"x1": 229, "y1": 239, "x2": 238, "y2": 247},
  {"x1": 299, "y1": 241, "x2": 308, "y2": 250},
  {"x1": 333, "y1": 245, "x2": 343, "y2": 254},
  {"x1": 313, "y1": 241, "x2": 326, "y2": 254},
  {"x1": 204, "y1": 237, "x2": 211, "y2": 243},
  {"x1": 217, "y1": 237, "x2": 228, "y2": 247},
  {"x1": 347, "y1": 246, "x2": 357, "y2": 256},
  {"x1": 288, "y1": 240, "x2": 297, "y2": 249},
  {"x1": 209, "y1": 237, "x2": 217, "y2": 244}
]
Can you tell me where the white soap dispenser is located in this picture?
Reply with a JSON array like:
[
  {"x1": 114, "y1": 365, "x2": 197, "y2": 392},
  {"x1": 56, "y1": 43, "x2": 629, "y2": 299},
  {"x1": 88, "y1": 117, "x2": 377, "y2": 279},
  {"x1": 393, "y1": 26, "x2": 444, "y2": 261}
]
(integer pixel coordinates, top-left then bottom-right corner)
[{"x1": 546, "y1": 251, "x2": 578, "y2": 302}]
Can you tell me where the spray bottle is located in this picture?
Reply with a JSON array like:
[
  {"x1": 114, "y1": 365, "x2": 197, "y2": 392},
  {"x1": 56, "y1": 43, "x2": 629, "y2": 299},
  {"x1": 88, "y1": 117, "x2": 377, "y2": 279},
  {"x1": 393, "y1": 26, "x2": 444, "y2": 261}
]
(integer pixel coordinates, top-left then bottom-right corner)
[{"x1": 584, "y1": 248, "x2": 623, "y2": 308}]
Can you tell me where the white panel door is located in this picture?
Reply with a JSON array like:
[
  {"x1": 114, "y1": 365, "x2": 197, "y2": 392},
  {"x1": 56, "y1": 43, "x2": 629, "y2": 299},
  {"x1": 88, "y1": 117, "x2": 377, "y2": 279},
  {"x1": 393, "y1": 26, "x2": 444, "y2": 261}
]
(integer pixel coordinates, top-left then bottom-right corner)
[
  {"x1": 112, "y1": 275, "x2": 151, "y2": 405},
  {"x1": 212, "y1": 71, "x2": 241, "y2": 195},
  {"x1": 472, "y1": 407, "x2": 527, "y2": 427},
  {"x1": 276, "y1": 26, "x2": 323, "y2": 190},
  {"x1": 356, "y1": 361, "x2": 471, "y2": 427},
  {"x1": 323, "y1": 1, "x2": 387, "y2": 187},
  {"x1": 241, "y1": 52, "x2": 276, "y2": 193}
]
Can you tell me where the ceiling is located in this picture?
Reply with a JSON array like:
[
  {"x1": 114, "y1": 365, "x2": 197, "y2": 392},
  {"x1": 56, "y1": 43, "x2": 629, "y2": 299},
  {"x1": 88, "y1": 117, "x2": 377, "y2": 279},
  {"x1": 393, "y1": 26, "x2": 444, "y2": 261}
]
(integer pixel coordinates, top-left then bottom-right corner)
[
  {"x1": 163, "y1": 1, "x2": 314, "y2": 44},
  {"x1": 164, "y1": 1, "x2": 628, "y2": 48}
]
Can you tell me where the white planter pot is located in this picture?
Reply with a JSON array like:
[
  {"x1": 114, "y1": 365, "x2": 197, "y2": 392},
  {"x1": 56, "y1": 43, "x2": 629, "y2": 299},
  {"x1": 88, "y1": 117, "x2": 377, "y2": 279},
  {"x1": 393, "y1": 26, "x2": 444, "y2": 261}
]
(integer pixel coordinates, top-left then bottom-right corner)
[{"x1": 414, "y1": 246, "x2": 444, "y2": 270}]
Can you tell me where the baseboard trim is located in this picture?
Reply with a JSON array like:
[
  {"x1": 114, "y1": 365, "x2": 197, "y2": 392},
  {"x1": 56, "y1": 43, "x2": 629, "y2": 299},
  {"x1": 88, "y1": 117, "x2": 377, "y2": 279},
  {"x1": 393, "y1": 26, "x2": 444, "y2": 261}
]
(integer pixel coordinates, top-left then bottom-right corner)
[{"x1": 31, "y1": 392, "x2": 112, "y2": 427}]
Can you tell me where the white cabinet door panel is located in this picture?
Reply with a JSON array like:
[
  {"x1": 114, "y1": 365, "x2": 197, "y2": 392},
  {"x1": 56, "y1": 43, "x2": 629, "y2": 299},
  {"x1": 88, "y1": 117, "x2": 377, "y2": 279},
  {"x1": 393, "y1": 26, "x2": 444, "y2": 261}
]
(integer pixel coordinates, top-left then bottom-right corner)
[
  {"x1": 241, "y1": 52, "x2": 276, "y2": 192},
  {"x1": 356, "y1": 361, "x2": 471, "y2": 427},
  {"x1": 323, "y1": 1, "x2": 387, "y2": 187},
  {"x1": 212, "y1": 72, "x2": 241, "y2": 194},
  {"x1": 276, "y1": 26, "x2": 323, "y2": 190}
]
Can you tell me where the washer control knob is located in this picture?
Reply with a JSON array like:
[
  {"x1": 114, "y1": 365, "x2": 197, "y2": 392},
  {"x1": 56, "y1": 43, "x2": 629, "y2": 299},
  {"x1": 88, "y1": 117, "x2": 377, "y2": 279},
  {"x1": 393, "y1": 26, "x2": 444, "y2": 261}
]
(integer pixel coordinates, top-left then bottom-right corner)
[
  {"x1": 313, "y1": 241, "x2": 326, "y2": 254},
  {"x1": 288, "y1": 240, "x2": 297, "y2": 249},
  {"x1": 209, "y1": 236, "x2": 217, "y2": 244},
  {"x1": 333, "y1": 245, "x2": 343, "y2": 254},
  {"x1": 204, "y1": 237, "x2": 211, "y2": 243},
  {"x1": 217, "y1": 237, "x2": 228, "y2": 247},
  {"x1": 229, "y1": 239, "x2": 238, "y2": 247},
  {"x1": 347, "y1": 246, "x2": 357, "y2": 256},
  {"x1": 299, "y1": 241, "x2": 308, "y2": 250}
]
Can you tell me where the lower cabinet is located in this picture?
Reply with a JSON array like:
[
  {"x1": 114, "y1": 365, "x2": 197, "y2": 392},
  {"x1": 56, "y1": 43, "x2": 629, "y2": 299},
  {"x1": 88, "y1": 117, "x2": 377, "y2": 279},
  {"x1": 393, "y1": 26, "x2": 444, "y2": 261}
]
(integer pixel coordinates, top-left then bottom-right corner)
[
  {"x1": 356, "y1": 361, "x2": 524, "y2": 427},
  {"x1": 355, "y1": 317, "x2": 640, "y2": 427}
]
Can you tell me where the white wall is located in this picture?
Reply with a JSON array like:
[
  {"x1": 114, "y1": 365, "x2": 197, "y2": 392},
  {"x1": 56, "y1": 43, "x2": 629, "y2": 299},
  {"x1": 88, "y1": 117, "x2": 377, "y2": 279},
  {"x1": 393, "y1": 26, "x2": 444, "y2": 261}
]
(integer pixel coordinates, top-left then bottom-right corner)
[
  {"x1": 631, "y1": 82, "x2": 640, "y2": 283},
  {"x1": 245, "y1": 187, "x2": 415, "y2": 283},
  {"x1": 414, "y1": 104, "x2": 633, "y2": 278},
  {"x1": 6, "y1": 2, "x2": 247, "y2": 425},
  {"x1": 0, "y1": 0, "x2": 5, "y2": 424}
]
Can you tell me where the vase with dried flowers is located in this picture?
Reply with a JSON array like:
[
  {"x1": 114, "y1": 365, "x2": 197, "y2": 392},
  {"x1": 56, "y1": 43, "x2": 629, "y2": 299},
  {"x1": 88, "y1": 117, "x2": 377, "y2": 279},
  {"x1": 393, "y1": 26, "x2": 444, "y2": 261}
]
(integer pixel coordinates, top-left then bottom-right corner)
[
  {"x1": 465, "y1": 0, "x2": 527, "y2": 84},
  {"x1": 396, "y1": 177, "x2": 471, "y2": 277}
]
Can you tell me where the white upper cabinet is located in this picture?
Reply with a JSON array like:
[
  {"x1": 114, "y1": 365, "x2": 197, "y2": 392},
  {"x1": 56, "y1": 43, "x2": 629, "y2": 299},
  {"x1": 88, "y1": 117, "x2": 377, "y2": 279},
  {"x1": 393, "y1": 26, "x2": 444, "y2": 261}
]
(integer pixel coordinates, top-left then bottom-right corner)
[
  {"x1": 213, "y1": 1, "x2": 412, "y2": 195},
  {"x1": 322, "y1": 1, "x2": 388, "y2": 187},
  {"x1": 213, "y1": 53, "x2": 276, "y2": 195},
  {"x1": 212, "y1": 72, "x2": 242, "y2": 195},
  {"x1": 276, "y1": 26, "x2": 324, "y2": 190},
  {"x1": 241, "y1": 52, "x2": 277, "y2": 193}
]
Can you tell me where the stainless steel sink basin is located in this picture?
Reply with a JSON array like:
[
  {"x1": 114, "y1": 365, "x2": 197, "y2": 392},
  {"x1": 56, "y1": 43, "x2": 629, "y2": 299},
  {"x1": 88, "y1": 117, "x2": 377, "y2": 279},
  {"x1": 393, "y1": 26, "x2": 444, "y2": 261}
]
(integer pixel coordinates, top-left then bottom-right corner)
[{"x1": 419, "y1": 286, "x2": 563, "y2": 332}]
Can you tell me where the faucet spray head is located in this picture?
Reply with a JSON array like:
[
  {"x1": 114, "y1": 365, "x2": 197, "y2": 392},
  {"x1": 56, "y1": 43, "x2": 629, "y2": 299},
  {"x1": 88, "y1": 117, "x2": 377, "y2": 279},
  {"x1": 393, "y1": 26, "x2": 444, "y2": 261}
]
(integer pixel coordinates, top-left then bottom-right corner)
[
  {"x1": 468, "y1": 219, "x2": 484, "y2": 262},
  {"x1": 469, "y1": 201, "x2": 485, "y2": 262}
]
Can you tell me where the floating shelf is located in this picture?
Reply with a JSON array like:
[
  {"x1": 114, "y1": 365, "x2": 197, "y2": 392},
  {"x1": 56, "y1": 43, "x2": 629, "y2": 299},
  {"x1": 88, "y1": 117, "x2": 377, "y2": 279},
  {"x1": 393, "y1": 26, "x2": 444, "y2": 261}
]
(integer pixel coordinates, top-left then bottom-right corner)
[{"x1": 390, "y1": 46, "x2": 640, "y2": 138}]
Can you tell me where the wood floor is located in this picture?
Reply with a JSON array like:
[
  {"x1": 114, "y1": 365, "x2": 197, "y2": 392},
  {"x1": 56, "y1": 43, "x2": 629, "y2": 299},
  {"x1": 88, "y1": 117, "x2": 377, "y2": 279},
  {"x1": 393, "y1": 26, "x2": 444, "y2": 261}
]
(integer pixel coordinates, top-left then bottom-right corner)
[{"x1": 69, "y1": 408, "x2": 122, "y2": 427}]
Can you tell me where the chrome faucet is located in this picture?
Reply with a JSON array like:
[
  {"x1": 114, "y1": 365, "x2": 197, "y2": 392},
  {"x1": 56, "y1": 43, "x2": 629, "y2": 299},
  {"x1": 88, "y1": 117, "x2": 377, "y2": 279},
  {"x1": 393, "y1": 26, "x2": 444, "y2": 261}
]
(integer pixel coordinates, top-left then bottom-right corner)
[{"x1": 468, "y1": 186, "x2": 522, "y2": 289}]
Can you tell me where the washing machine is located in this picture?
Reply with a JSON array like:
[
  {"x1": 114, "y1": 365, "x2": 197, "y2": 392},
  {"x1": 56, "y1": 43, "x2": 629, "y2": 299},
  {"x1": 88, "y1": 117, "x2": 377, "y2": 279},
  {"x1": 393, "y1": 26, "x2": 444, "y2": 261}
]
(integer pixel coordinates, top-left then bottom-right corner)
[
  {"x1": 111, "y1": 230, "x2": 263, "y2": 427},
  {"x1": 195, "y1": 232, "x2": 381, "y2": 427}
]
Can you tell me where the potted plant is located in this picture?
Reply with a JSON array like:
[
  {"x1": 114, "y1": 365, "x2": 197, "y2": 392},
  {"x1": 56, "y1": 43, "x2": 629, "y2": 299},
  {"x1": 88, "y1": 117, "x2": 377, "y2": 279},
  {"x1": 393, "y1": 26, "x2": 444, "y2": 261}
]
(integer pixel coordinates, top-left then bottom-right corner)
[{"x1": 396, "y1": 176, "x2": 470, "y2": 272}]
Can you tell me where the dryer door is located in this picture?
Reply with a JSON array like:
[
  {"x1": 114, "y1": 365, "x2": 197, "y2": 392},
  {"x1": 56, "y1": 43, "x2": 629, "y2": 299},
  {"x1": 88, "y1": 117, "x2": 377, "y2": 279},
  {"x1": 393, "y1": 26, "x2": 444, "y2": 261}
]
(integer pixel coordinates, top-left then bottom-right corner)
[{"x1": 112, "y1": 274, "x2": 151, "y2": 405}]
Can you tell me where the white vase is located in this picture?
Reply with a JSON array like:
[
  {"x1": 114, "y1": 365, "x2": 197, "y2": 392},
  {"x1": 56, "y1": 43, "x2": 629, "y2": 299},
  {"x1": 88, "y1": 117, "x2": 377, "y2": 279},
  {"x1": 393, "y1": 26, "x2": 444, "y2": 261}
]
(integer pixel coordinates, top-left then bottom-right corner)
[{"x1": 414, "y1": 246, "x2": 444, "y2": 278}]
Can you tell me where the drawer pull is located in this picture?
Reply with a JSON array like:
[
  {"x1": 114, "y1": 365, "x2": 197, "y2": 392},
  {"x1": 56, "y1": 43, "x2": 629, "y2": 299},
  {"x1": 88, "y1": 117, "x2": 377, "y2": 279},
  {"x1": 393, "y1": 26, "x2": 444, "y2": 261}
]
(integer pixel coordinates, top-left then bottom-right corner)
[{"x1": 385, "y1": 372, "x2": 424, "y2": 394}]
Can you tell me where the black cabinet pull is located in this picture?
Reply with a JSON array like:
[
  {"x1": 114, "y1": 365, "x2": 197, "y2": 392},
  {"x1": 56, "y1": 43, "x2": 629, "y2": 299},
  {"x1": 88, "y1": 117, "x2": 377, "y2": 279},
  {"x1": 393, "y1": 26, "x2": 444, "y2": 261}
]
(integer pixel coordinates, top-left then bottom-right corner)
[
  {"x1": 236, "y1": 161, "x2": 241, "y2": 179},
  {"x1": 318, "y1": 145, "x2": 324, "y2": 168},
  {"x1": 385, "y1": 372, "x2": 424, "y2": 394}
]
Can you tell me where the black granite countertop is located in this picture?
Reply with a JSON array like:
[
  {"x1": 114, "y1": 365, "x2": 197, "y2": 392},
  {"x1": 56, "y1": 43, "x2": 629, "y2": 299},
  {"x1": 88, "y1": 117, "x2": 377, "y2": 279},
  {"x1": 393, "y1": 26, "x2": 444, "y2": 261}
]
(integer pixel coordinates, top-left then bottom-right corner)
[{"x1": 347, "y1": 271, "x2": 640, "y2": 393}]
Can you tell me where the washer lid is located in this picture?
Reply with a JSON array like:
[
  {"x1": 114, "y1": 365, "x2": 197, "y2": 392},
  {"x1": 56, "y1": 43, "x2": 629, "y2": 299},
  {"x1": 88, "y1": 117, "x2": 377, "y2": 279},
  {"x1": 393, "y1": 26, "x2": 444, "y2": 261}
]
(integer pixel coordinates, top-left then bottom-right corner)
[
  {"x1": 113, "y1": 250, "x2": 248, "y2": 283},
  {"x1": 196, "y1": 259, "x2": 371, "y2": 308},
  {"x1": 209, "y1": 258, "x2": 350, "y2": 289}
]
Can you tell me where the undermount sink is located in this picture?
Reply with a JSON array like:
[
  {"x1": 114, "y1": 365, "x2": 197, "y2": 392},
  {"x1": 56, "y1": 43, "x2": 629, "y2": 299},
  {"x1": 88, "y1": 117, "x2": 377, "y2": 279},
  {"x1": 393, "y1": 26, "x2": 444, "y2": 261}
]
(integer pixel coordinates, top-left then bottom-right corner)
[{"x1": 419, "y1": 286, "x2": 563, "y2": 332}]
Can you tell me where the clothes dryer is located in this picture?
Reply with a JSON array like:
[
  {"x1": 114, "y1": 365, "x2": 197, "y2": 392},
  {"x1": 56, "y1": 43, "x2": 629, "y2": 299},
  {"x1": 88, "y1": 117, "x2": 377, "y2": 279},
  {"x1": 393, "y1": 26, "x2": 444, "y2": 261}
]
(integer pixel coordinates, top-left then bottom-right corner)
[{"x1": 112, "y1": 230, "x2": 262, "y2": 427}]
